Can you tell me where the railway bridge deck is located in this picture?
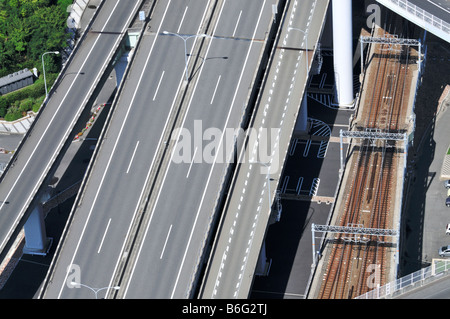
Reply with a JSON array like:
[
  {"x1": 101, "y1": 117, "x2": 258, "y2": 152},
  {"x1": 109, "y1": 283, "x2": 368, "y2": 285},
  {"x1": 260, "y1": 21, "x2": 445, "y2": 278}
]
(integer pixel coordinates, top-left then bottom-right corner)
[{"x1": 308, "y1": 24, "x2": 420, "y2": 299}]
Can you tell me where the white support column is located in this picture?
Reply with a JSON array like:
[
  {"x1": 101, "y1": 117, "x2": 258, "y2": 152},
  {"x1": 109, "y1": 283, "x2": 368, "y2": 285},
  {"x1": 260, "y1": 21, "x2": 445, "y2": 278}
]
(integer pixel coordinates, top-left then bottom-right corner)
[{"x1": 332, "y1": 0, "x2": 354, "y2": 107}]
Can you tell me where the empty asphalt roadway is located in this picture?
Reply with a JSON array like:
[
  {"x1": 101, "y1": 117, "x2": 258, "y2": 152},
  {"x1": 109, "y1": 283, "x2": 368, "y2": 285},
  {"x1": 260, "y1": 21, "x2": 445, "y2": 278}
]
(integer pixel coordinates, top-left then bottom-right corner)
[
  {"x1": 200, "y1": 0, "x2": 329, "y2": 298},
  {"x1": 0, "y1": 0, "x2": 142, "y2": 263},
  {"x1": 121, "y1": 0, "x2": 278, "y2": 299},
  {"x1": 40, "y1": 0, "x2": 278, "y2": 299}
]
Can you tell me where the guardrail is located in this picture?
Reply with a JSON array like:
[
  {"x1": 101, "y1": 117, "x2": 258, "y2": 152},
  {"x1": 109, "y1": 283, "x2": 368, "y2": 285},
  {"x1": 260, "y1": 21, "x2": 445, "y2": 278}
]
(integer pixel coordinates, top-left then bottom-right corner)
[
  {"x1": 378, "y1": 0, "x2": 449, "y2": 39},
  {"x1": 355, "y1": 259, "x2": 450, "y2": 299},
  {"x1": 0, "y1": 0, "x2": 105, "y2": 185}
]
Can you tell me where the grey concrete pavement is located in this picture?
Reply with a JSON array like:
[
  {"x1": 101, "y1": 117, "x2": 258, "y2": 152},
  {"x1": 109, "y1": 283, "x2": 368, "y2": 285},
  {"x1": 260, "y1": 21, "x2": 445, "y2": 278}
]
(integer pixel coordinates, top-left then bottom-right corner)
[
  {"x1": 41, "y1": 0, "x2": 271, "y2": 299},
  {"x1": 250, "y1": 52, "x2": 355, "y2": 298},
  {"x1": 407, "y1": 0, "x2": 450, "y2": 24},
  {"x1": 120, "y1": 0, "x2": 278, "y2": 299},
  {"x1": 40, "y1": 0, "x2": 197, "y2": 298},
  {"x1": 0, "y1": 0, "x2": 142, "y2": 263},
  {"x1": 42, "y1": 0, "x2": 279, "y2": 299},
  {"x1": 396, "y1": 274, "x2": 450, "y2": 298},
  {"x1": 200, "y1": 0, "x2": 330, "y2": 299},
  {"x1": 401, "y1": 92, "x2": 450, "y2": 276}
]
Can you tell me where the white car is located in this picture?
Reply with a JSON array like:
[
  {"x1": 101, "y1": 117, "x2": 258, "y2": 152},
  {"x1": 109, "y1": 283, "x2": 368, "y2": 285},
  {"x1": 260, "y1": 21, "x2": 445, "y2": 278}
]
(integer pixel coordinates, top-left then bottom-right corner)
[
  {"x1": 446, "y1": 224, "x2": 450, "y2": 235},
  {"x1": 439, "y1": 245, "x2": 450, "y2": 257},
  {"x1": 447, "y1": 189, "x2": 450, "y2": 207},
  {"x1": 445, "y1": 180, "x2": 450, "y2": 189}
]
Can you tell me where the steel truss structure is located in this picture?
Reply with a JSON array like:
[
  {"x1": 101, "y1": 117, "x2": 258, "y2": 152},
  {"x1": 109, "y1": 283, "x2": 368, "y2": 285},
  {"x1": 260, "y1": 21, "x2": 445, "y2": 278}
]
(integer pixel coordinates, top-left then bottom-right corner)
[
  {"x1": 340, "y1": 130, "x2": 406, "y2": 141},
  {"x1": 360, "y1": 36, "x2": 420, "y2": 46},
  {"x1": 339, "y1": 129, "x2": 407, "y2": 173},
  {"x1": 359, "y1": 35, "x2": 422, "y2": 72},
  {"x1": 312, "y1": 223, "x2": 398, "y2": 236},
  {"x1": 311, "y1": 223, "x2": 398, "y2": 267}
]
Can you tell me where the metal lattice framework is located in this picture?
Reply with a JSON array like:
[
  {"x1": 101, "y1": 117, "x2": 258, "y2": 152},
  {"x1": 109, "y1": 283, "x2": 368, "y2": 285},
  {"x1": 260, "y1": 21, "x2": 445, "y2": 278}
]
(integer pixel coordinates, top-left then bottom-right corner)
[
  {"x1": 360, "y1": 36, "x2": 420, "y2": 46},
  {"x1": 359, "y1": 35, "x2": 422, "y2": 73},
  {"x1": 340, "y1": 130, "x2": 406, "y2": 141},
  {"x1": 312, "y1": 223, "x2": 398, "y2": 236},
  {"x1": 311, "y1": 223, "x2": 398, "y2": 266},
  {"x1": 339, "y1": 129, "x2": 407, "y2": 172}
]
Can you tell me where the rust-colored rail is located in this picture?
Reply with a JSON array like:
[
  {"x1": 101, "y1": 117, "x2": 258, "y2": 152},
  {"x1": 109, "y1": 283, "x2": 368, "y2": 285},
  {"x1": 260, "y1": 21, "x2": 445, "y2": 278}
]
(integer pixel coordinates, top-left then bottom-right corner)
[{"x1": 317, "y1": 23, "x2": 414, "y2": 299}]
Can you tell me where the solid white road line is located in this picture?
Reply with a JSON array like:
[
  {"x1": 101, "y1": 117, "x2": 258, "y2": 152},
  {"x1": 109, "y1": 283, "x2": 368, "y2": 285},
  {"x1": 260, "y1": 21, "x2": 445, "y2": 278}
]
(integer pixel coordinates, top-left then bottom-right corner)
[
  {"x1": 0, "y1": 0, "x2": 124, "y2": 253},
  {"x1": 426, "y1": 0, "x2": 450, "y2": 14},
  {"x1": 174, "y1": 0, "x2": 268, "y2": 299},
  {"x1": 122, "y1": 0, "x2": 215, "y2": 298},
  {"x1": 57, "y1": 0, "x2": 171, "y2": 298}
]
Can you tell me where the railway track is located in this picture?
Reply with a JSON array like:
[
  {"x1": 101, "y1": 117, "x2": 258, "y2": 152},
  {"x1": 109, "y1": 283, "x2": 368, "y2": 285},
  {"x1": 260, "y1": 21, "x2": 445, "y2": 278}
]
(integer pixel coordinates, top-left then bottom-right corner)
[{"x1": 317, "y1": 20, "x2": 415, "y2": 299}]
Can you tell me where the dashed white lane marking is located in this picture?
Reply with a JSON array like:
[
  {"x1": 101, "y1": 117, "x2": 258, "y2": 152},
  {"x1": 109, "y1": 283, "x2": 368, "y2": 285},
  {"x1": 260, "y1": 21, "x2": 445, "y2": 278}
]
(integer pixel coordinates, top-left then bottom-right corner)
[
  {"x1": 153, "y1": 70, "x2": 165, "y2": 101},
  {"x1": 97, "y1": 218, "x2": 112, "y2": 254},
  {"x1": 210, "y1": 75, "x2": 222, "y2": 104},
  {"x1": 126, "y1": 140, "x2": 140, "y2": 174},
  {"x1": 160, "y1": 224, "x2": 172, "y2": 259},
  {"x1": 233, "y1": 10, "x2": 243, "y2": 37},
  {"x1": 186, "y1": 146, "x2": 198, "y2": 178},
  {"x1": 215, "y1": 0, "x2": 318, "y2": 298}
]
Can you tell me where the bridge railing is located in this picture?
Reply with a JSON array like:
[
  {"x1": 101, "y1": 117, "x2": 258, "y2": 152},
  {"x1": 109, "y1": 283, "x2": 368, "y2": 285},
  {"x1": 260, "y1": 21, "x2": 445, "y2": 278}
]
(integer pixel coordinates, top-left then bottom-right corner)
[
  {"x1": 384, "y1": 0, "x2": 450, "y2": 35},
  {"x1": 355, "y1": 259, "x2": 450, "y2": 299}
]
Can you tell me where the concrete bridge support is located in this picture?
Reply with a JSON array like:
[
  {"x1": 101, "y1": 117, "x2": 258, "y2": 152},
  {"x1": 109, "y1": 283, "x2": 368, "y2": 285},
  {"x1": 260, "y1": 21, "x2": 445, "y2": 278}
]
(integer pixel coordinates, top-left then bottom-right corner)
[
  {"x1": 332, "y1": 0, "x2": 354, "y2": 107},
  {"x1": 295, "y1": 94, "x2": 309, "y2": 134},
  {"x1": 23, "y1": 193, "x2": 52, "y2": 256},
  {"x1": 255, "y1": 240, "x2": 271, "y2": 277}
]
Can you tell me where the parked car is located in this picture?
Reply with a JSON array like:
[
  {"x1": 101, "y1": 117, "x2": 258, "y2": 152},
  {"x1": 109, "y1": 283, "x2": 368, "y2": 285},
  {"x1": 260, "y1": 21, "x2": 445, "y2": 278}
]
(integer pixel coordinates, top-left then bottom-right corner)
[
  {"x1": 445, "y1": 180, "x2": 450, "y2": 189},
  {"x1": 447, "y1": 189, "x2": 450, "y2": 207},
  {"x1": 439, "y1": 245, "x2": 450, "y2": 257},
  {"x1": 446, "y1": 224, "x2": 450, "y2": 235}
]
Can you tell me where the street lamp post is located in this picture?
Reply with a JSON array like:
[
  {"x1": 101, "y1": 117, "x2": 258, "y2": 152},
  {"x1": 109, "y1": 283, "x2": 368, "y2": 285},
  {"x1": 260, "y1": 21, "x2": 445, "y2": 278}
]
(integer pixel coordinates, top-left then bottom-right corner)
[
  {"x1": 70, "y1": 282, "x2": 120, "y2": 299},
  {"x1": 162, "y1": 31, "x2": 210, "y2": 82},
  {"x1": 287, "y1": 27, "x2": 309, "y2": 74},
  {"x1": 41, "y1": 51, "x2": 60, "y2": 97}
]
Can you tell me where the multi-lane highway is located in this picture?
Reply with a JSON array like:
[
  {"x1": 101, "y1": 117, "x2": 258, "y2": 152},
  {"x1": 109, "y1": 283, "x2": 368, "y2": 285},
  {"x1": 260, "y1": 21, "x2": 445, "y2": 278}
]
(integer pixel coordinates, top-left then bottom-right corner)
[
  {"x1": 376, "y1": 0, "x2": 450, "y2": 42},
  {"x1": 0, "y1": 0, "x2": 142, "y2": 261},
  {"x1": 200, "y1": 0, "x2": 329, "y2": 298},
  {"x1": 120, "y1": 0, "x2": 278, "y2": 299},
  {"x1": 40, "y1": 0, "x2": 278, "y2": 299}
]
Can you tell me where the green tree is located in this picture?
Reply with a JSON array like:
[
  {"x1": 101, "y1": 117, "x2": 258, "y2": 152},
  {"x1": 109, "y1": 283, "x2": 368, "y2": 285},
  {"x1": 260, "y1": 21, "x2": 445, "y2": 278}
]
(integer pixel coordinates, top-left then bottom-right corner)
[
  {"x1": 0, "y1": 0, "x2": 68, "y2": 74},
  {"x1": 9, "y1": 15, "x2": 31, "y2": 52}
]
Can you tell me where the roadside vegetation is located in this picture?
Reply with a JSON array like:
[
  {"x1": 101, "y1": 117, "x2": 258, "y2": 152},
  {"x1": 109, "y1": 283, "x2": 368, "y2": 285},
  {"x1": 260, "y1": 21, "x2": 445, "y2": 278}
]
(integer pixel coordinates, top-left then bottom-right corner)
[{"x1": 0, "y1": 0, "x2": 72, "y2": 120}]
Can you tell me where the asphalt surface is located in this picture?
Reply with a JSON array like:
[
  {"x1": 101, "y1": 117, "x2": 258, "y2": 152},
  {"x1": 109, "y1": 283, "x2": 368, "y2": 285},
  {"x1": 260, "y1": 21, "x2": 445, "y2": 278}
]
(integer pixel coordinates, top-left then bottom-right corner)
[
  {"x1": 122, "y1": 0, "x2": 277, "y2": 299},
  {"x1": 0, "y1": 0, "x2": 142, "y2": 261},
  {"x1": 200, "y1": 0, "x2": 330, "y2": 298},
  {"x1": 41, "y1": 0, "x2": 277, "y2": 299},
  {"x1": 396, "y1": 274, "x2": 450, "y2": 298},
  {"x1": 40, "y1": 0, "x2": 208, "y2": 299},
  {"x1": 408, "y1": 0, "x2": 450, "y2": 23},
  {"x1": 251, "y1": 82, "x2": 354, "y2": 298}
]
